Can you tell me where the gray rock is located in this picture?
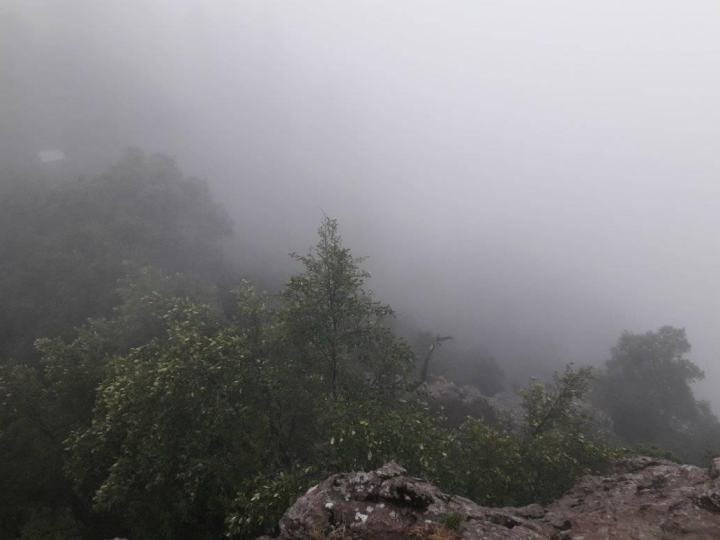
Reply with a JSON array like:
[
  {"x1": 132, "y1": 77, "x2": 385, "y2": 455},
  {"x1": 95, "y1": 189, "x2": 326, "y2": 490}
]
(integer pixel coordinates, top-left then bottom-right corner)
[
  {"x1": 270, "y1": 456, "x2": 720, "y2": 539},
  {"x1": 276, "y1": 462, "x2": 547, "y2": 539}
]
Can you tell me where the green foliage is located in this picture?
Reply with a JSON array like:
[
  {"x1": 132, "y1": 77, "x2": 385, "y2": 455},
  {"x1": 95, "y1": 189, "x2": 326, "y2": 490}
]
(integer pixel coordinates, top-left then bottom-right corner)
[
  {"x1": 0, "y1": 151, "x2": 232, "y2": 536},
  {"x1": 594, "y1": 326, "x2": 720, "y2": 464},
  {"x1": 3, "y1": 184, "x2": 706, "y2": 540},
  {"x1": 0, "y1": 150, "x2": 231, "y2": 360},
  {"x1": 59, "y1": 221, "x2": 442, "y2": 538},
  {"x1": 322, "y1": 397, "x2": 451, "y2": 477},
  {"x1": 440, "y1": 366, "x2": 618, "y2": 506},
  {"x1": 226, "y1": 467, "x2": 315, "y2": 539},
  {"x1": 282, "y1": 217, "x2": 413, "y2": 400},
  {"x1": 0, "y1": 265, "x2": 218, "y2": 538},
  {"x1": 0, "y1": 362, "x2": 72, "y2": 537},
  {"x1": 626, "y1": 444, "x2": 681, "y2": 463},
  {"x1": 441, "y1": 512, "x2": 463, "y2": 530},
  {"x1": 18, "y1": 506, "x2": 83, "y2": 540},
  {"x1": 66, "y1": 300, "x2": 266, "y2": 539},
  {"x1": 441, "y1": 418, "x2": 523, "y2": 505},
  {"x1": 517, "y1": 366, "x2": 619, "y2": 502},
  {"x1": 522, "y1": 365, "x2": 594, "y2": 437}
]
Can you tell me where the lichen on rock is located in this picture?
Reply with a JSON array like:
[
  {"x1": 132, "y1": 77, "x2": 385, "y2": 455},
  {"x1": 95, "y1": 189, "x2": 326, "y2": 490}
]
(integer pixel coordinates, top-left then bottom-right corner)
[{"x1": 271, "y1": 457, "x2": 720, "y2": 539}]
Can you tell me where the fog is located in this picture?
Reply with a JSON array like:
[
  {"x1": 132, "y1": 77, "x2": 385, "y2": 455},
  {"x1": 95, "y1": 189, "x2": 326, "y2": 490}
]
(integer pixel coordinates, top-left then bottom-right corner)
[{"x1": 3, "y1": 1, "x2": 719, "y2": 406}]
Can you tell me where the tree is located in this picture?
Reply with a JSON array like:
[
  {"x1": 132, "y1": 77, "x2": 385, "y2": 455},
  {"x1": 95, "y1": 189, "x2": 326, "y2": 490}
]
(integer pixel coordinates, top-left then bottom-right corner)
[
  {"x1": 441, "y1": 365, "x2": 617, "y2": 506},
  {"x1": 594, "y1": 326, "x2": 720, "y2": 463},
  {"x1": 0, "y1": 149, "x2": 232, "y2": 360},
  {"x1": 281, "y1": 217, "x2": 412, "y2": 399},
  {"x1": 517, "y1": 365, "x2": 617, "y2": 500},
  {"x1": 0, "y1": 268, "x2": 216, "y2": 538},
  {"x1": 65, "y1": 297, "x2": 270, "y2": 539}
]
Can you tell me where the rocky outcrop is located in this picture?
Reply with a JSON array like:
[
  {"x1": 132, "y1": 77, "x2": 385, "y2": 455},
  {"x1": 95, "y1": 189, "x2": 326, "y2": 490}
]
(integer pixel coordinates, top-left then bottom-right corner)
[
  {"x1": 275, "y1": 462, "x2": 547, "y2": 539},
  {"x1": 543, "y1": 456, "x2": 720, "y2": 539},
  {"x1": 271, "y1": 457, "x2": 720, "y2": 539}
]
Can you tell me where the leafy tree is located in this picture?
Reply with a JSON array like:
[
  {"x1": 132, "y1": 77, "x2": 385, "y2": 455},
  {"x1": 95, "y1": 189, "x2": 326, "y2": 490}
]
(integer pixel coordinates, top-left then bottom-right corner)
[
  {"x1": 66, "y1": 298, "x2": 268, "y2": 539},
  {"x1": 0, "y1": 149, "x2": 232, "y2": 360},
  {"x1": 594, "y1": 326, "x2": 720, "y2": 463},
  {"x1": 517, "y1": 366, "x2": 617, "y2": 502},
  {"x1": 0, "y1": 361, "x2": 78, "y2": 538},
  {"x1": 281, "y1": 217, "x2": 413, "y2": 399},
  {"x1": 522, "y1": 365, "x2": 594, "y2": 438},
  {"x1": 228, "y1": 281, "x2": 326, "y2": 469},
  {"x1": 0, "y1": 268, "x2": 216, "y2": 538},
  {"x1": 442, "y1": 419, "x2": 522, "y2": 506},
  {"x1": 226, "y1": 466, "x2": 314, "y2": 538},
  {"x1": 442, "y1": 365, "x2": 617, "y2": 506}
]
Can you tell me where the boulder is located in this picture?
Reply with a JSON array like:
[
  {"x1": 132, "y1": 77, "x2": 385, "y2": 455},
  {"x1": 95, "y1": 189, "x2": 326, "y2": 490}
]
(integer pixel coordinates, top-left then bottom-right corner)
[
  {"x1": 277, "y1": 462, "x2": 548, "y2": 539},
  {"x1": 271, "y1": 456, "x2": 720, "y2": 539},
  {"x1": 544, "y1": 456, "x2": 720, "y2": 539}
]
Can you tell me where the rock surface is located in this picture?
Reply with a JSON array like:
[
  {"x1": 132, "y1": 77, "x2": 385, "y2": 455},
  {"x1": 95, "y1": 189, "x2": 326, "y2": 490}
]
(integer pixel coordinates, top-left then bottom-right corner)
[{"x1": 272, "y1": 457, "x2": 720, "y2": 539}]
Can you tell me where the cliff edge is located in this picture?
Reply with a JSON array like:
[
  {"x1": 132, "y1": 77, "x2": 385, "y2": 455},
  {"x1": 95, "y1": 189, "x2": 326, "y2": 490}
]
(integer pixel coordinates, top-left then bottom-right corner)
[{"x1": 270, "y1": 457, "x2": 720, "y2": 539}]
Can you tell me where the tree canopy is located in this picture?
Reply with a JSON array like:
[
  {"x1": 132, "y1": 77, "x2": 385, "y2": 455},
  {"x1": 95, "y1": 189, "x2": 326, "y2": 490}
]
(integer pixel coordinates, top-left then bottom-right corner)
[
  {"x1": 594, "y1": 326, "x2": 720, "y2": 462},
  {"x1": 1, "y1": 155, "x2": 719, "y2": 538},
  {"x1": 0, "y1": 149, "x2": 231, "y2": 360}
]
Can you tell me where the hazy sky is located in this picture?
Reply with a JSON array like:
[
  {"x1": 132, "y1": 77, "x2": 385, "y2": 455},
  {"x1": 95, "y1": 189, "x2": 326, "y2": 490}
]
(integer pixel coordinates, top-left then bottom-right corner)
[{"x1": 2, "y1": 1, "x2": 719, "y2": 405}]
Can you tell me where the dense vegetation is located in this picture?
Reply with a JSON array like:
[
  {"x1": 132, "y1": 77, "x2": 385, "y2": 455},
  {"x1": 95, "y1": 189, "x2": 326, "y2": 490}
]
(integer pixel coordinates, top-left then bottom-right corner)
[
  {"x1": 1, "y1": 153, "x2": 719, "y2": 538},
  {"x1": 0, "y1": 149, "x2": 231, "y2": 361}
]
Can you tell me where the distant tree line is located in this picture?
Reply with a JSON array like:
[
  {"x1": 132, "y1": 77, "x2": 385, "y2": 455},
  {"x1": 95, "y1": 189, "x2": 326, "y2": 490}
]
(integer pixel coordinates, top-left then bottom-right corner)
[{"x1": 1, "y1": 152, "x2": 718, "y2": 538}]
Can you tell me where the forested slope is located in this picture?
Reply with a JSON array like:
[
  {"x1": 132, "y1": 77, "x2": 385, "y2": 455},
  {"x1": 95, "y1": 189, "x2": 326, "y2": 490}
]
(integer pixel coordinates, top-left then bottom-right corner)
[{"x1": 1, "y1": 155, "x2": 718, "y2": 539}]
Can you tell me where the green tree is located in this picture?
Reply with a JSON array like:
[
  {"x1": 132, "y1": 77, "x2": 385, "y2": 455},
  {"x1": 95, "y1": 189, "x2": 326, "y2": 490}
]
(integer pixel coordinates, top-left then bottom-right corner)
[
  {"x1": 442, "y1": 365, "x2": 617, "y2": 506},
  {"x1": 66, "y1": 298, "x2": 270, "y2": 539},
  {"x1": 594, "y1": 326, "x2": 720, "y2": 462},
  {"x1": 0, "y1": 268, "x2": 216, "y2": 538},
  {"x1": 0, "y1": 149, "x2": 232, "y2": 360},
  {"x1": 282, "y1": 217, "x2": 412, "y2": 399},
  {"x1": 517, "y1": 365, "x2": 617, "y2": 502}
]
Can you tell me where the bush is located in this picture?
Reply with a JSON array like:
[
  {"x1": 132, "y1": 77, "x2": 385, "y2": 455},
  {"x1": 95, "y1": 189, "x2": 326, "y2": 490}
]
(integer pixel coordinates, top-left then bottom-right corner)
[{"x1": 226, "y1": 467, "x2": 315, "y2": 538}]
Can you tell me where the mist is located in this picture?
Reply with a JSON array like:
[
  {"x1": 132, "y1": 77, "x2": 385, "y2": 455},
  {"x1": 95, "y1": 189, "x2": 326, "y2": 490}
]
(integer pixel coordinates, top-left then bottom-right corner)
[{"x1": 3, "y1": 0, "x2": 719, "y2": 406}]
